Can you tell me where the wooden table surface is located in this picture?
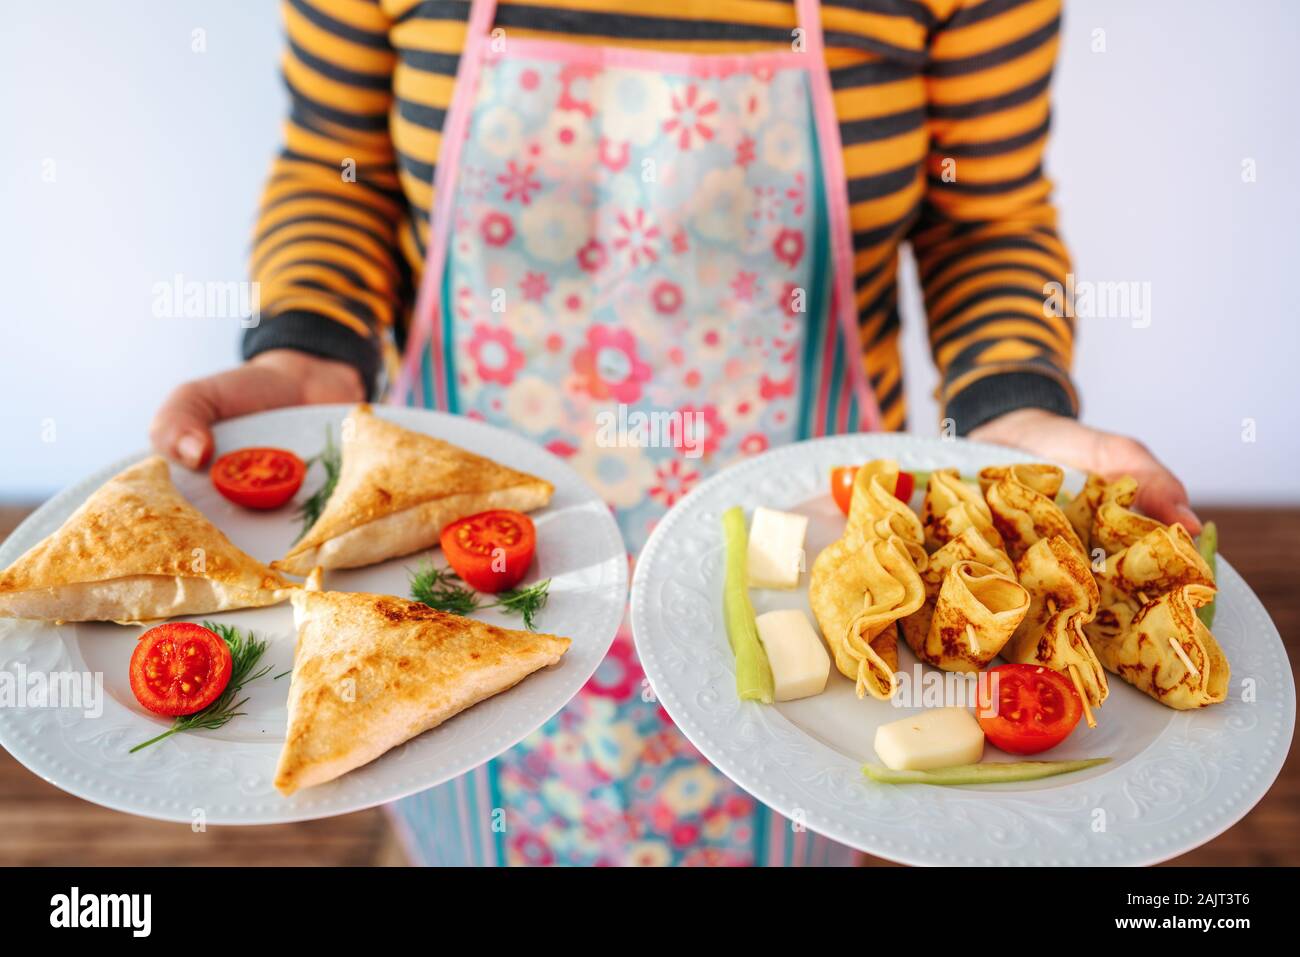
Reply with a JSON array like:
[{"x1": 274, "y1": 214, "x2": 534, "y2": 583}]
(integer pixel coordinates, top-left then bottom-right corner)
[{"x1": 1, "y1": 504, "x2": 1296, "y2": 867}]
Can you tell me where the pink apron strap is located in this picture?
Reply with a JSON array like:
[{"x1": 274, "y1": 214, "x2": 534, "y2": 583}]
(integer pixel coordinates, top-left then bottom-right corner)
[
  {"x1": 794, "y1": 0, "x2": 883, "y2": 432},
  {"x1": 394, "y1": 0, "x2": 501, "y2": 406}
]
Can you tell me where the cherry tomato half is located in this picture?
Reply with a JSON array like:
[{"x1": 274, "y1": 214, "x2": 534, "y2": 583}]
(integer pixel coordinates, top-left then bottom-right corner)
[
  {"x1": 976, "y1": 663, "x2": 1083, "y2": 755},
  {"x1": 830, "y1": 466, "x2": 915, "y2": 516},
  {"x1": 211, "y1": 447, "x2": 306, "y2": 510},
  {"x1": 440, "y1": 509, "x2": 538, "y2": 594},
  {"x1": 129, "y1": 622, "x2": 233, "y2": 716}
]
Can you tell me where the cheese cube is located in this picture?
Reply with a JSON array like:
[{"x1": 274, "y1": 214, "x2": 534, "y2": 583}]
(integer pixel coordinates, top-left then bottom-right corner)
[
  {"x1": 746, "y1": 507, "x2": 808, "y2": 589},
  {"x1": 755, "y1": 609, "x2": 831, "y2": 701},
  {"x1": 873, "y1": 708, "x2": 985, "y2": 772}
]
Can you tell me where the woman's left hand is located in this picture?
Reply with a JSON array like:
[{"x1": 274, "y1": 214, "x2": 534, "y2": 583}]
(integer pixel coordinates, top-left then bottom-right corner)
[{"x1": 967, "y1": 408, "x2": 1202, "y2": 534}]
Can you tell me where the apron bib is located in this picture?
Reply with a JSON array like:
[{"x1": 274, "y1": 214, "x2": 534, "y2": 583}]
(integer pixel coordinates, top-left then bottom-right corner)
[{"x1": 391, "y1": 0, "x2": 878, "y2": 867}]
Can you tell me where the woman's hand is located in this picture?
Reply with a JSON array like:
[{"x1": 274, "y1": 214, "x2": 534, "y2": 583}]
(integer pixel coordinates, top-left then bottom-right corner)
[
  {"x1": 968, "y1": 408, "x2": 1201, "y2": 534},
  {"x1": 149, "y1": 350, "x2": 366, "y2": 469}
]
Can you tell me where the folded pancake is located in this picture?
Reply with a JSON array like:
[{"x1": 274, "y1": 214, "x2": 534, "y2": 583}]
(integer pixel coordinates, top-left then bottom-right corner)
[
  {"x1": 899, "y1": 526, "x2": 1015, "y2": 659},
  {"x1": 1063, "y1": 473, "x2": 1106, "y2": 552},
  {"x1": 277, "y1": 404, "x2": 554, "y2": 575},
  {"x1": 844, "y1": 459, "x2": 925, "y2": 562},
  {"x1": 809, "y1": 531, "x2": 924, "y2": 700},
  {"x1": 0, "y1": 456, "x2": 294, "y2": 623},
  {"x1": 275, "y1": 575, "x2": 570, "y2": 795},
  {"x1": 1093, "y1": 523, "x2": 1214, "y2": 613},
  {"x1": 920, "y1": 468, "x2": 1003, "y2": 553},
  {"x1": 1092, "y1": 476, "x2": 1163, "y2": 555},
  {"x1": 909, "y1": 561, "x2": 1029, "y2": 672},
  {"x1": 980, "y1": 464, "x2": 1087, "y2": 563},
  {"x1": 1086, "y1": 584, "x2": 1228, "y2": 709},
  {"x1": 1003, "y1": 535, "x2": 1109, "y2": 710}
]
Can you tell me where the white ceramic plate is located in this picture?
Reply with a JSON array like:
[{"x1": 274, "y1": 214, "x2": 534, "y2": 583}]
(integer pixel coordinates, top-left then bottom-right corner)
[
  {"x1": 631, "y1": 434, "x2": 1294, "y2": 866},
  {"x1": 0, "y1": 405, "x2": 626, "y2": 825}
]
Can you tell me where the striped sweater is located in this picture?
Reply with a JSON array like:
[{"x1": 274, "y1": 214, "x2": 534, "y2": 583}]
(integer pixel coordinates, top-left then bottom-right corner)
[{"x1": 243, "y1": 0, "x2": 1078, "y2": 432}]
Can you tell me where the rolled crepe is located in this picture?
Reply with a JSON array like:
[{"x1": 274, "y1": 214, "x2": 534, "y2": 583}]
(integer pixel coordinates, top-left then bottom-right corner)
[
  {"x1": 899, "y1": 526, "x2": 1015, "y2": 654},
  {"x1": 844, "y1": 459, "x2": 926, "y2": 562},
  {"x1": 1092, "y1": 476, "x2": 1163, "y2": 555},
  {"x1": 909, "y1": 561, "x2": 1029, "y2": 672},
  {"x1": 921, "y1": 468, "x2": 1003, "y2": 553},
  {"x1": 1094, "y1": 522, "x2": 1214, "y2": 612},
  {"x1": 1087, "y1": 584, "x2": 1228, "y2": 709},
  {"x1": 981, "y1": 464, "x2": 1087, "y2": 563},
  {"x1": 809, "y1": 531, "x2": 925, "y2": 700},
  {"x1": 1004, "y1": 535, "x2": 1109, "y2": 709},
  {"x1": 1063, "y1": 472, "x2": 1106, "y2": 552}
]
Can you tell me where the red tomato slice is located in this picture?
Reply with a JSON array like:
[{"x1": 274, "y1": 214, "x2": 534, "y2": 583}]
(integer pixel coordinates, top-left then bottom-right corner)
[
  {"x1": 440, "y1": 509, "x2": 537, "y2": 594},
  {"x1": 830, "y1": 466, "x2": 857, "y2": 515},
  {"x1": 830, "y1": 466, "x2": 914, "y2": 515},
  {"x1": 211, "y1": 447, "x2": 306, "y2": 510},
  {"x1": 129, "y1": 622, "x2": 233, "y2": 717},
  {"x1": 976, "y1": 663, "x2": 1083, "y2": 755}
]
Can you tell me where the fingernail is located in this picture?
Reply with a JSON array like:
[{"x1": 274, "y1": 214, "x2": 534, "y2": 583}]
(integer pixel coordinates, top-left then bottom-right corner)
[
  {"x1": 176, "y1": 433, "x2": 204, "y2": 469},
  {"x1": 1174, "y1": 504, "x2": 1202, "y2": 531}
]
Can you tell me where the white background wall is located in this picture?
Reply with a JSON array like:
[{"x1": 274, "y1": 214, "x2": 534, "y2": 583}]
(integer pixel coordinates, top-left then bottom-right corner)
[{"x1": 2, "y1": 0, "x2": 1297, "y2": 502}]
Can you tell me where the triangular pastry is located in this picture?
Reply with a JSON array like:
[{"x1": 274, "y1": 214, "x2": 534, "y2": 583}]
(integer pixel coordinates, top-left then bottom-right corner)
[
  {"x1": 0, "y1": 456, "x2": 294, "y2": 622},
  {"x1": 276, "y1": 404, "x2": 554, "y2": 575},
  {"x1": 274, "y1": 575, "x2": 570, "y2": 795}
]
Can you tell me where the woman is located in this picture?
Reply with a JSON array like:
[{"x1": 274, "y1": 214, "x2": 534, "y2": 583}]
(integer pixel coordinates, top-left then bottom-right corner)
[{"x1": 151, "y1": 0, "x2": 1199, "y2": 866}]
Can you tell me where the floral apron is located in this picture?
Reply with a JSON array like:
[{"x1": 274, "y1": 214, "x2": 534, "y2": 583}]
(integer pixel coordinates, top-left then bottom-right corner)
[{"x1": 389, "y1": 0, "x2": 879, "y2": 866}]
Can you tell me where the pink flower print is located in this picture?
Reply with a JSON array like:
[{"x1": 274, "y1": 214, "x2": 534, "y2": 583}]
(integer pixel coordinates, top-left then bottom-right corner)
[
  {"x1": 572, "y1": 325, "x2": 652, "y2": 403},
  {"x1": 613, "y1": 208, "x2": 660, "y2": 268},
  {"x1": 497, "y1": 160, "x2": 541, "y2": 205},
  {"x1": 582, "y1": 630, "x2": 641, "y2": 700},
  {"x1": 520, "y1": 271, "x2": 550, "y2": 302},
  {"x1": 786, "y1": 171, "x2": 807, "y2": 215},
  {"x1": 577, "y1": 238, "x2": 607, "y2": 273},
  {"x1": 671, "y1": 403, "x2": 726, "y2": 458},
  {"x1": 777, "y1": 280, "x2": 804, "y2": 317},
  {"x1": 520, "y1": 68, "x2": 540, "y2": 91},
  {"x1": 545, "y1": 438, "x2": 578, "y2": 458},
  {"x1": 730, "y1": 271, "x2": 758, "y2": 302},
  {"x1": 649, "y1": 458, "x2": 700, "y2": 507},
  {"x1": 558, "y1": 62, "x2": 598, "y2": 117},
  {"x1": 773, "y1": 227, "x2": 805, "y2": 268},
  {"x1": 510, "y1": 832, "x2": 555, "y2": 867},
  {"x1": 599, "y1": 137, "x2": 631, "y2": 173},
  {"x1": 663, "y1": 84, "x2": 719, "y2": 151},
  {"x1": 740, "y1": 432, "x2": 769, "y2": 456},
  {"x1": 752, "y1": 185, "x2": 782, "y2": 221},
  {"x1": 760, "y1": 372, "x2": 795, "y2": 400},
  {"x1": 467, "y1": 323, "x2": 525, "y2": 385},
  {"x1": 671, "y1": 226, "x2": 689, "y2": 255},
  {"x1": 736, "y1": 134, "x2": 756, "y2": 167},
  {"x1": 480, "y1": 211, "x2": 514, "y2": 247},
  {"x1": 650, "y1": 280, "x2": 683, "y2": 315}
]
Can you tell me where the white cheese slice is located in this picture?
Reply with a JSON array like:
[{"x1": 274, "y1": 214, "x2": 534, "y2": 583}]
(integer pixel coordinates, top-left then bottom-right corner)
[
  {"x1": 755, "y1": 609, "x2": 831, "y2": 701},
  {"x1": 873, "y1": 708, "x2": 985, "y2": 771},
  {"x1": 746, "y1": 507, "x2": 808, "y2": 589}
]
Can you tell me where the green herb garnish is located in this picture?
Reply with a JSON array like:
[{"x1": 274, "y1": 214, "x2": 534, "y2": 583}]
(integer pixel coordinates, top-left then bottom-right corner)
[
  {"x1": 130, "y1": 621, "x2": 273, "y2": 753},
  {"x1": 294, "y1": 425, "x2": 342, "y2": 541},
  {"x1": 408, "y1": 562, "x2": 551, "y2": 631}
]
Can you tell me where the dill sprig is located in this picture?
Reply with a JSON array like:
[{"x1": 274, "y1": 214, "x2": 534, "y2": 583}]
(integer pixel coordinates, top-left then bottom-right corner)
[
  {"x1": 496, "y1": 579, "x2": 551, "y2": 631},
  {"x1": 408, "y1": 563, "x2": 551, "y2": 631},
  {"x1": 294, "y1": 426, "x2": 342, "y2": 541},
  {"x1": 130, "y1": 621, "x2": 273, "y2": 753}
]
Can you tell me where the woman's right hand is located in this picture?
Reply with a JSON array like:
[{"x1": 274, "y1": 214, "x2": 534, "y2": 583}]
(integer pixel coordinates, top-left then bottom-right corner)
[{"x1": 149, "y1": 349, "x2": 366, "y2": 469}]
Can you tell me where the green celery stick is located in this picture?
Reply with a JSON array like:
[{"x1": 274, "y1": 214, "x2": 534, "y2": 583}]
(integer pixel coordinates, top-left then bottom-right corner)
[
  {"x1": 1197, "y1": 521, "x2": 1218, "y2": 627},
  {"x1": 721, "y1": 506, "x2": 774, "y2": 704},
  {"x1": 863, "y1": 757, "x2": 1109, "y2": 786}
]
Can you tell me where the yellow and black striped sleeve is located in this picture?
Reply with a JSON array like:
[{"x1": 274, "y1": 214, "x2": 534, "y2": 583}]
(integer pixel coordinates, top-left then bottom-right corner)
[
  {"x1": 910, "y1": 0, "x2": 1078, "y2": 432},
  {"x1": 241, "y1": 0, "x2": 407, "y2": 395}
]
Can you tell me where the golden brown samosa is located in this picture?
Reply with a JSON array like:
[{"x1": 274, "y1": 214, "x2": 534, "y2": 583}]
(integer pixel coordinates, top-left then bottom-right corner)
[
  {"x1": 981, "y1": 464, "x2": 1087, "y2": 562},
  {"x1": 275, "y1": 575, "x2": 570, "y2": 795},
  {"x1": 920, "y1": 469, "x2": 1002, "y2": 553},
  {"x1": 277, "y1": 404, "x2": 553, "y2": 575},
  {"x1": 0, "y1": 456, "x2": 294, "y2": 622},
  {"x1": 1091, "y1": 476, "x2": 1164, "y2": 555},
  {"x1": 910, "y1": 561, "x2": 1029, "y2": 672}
]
